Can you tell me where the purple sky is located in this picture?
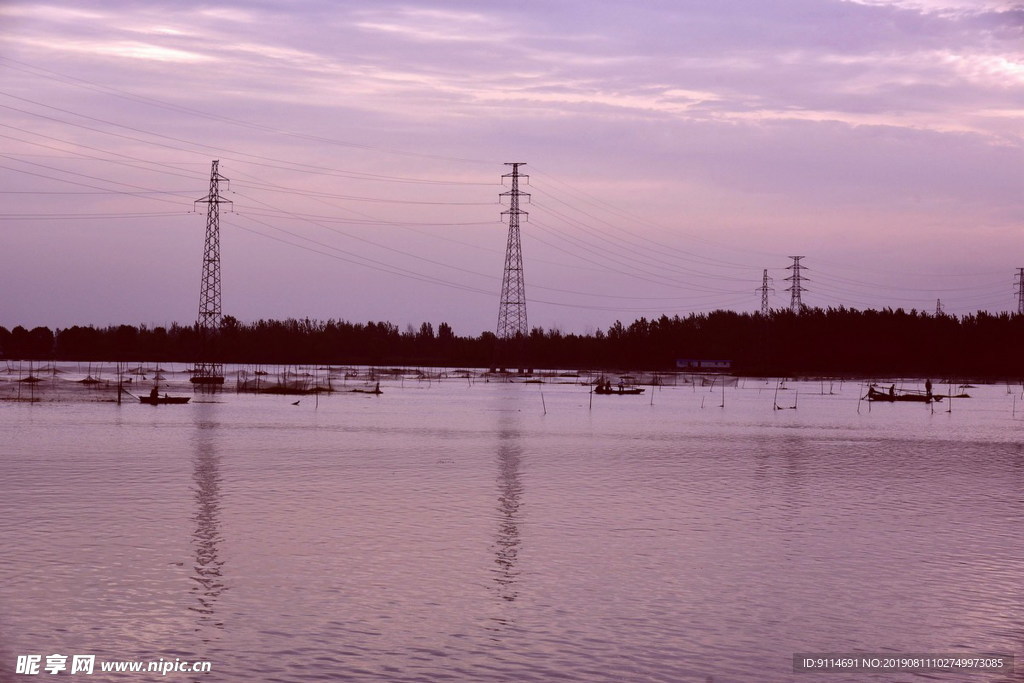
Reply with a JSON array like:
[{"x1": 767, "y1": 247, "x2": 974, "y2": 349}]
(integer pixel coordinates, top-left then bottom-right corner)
[{"x1": 1, "y1": 0, "x2": 1022, "y2": 335}]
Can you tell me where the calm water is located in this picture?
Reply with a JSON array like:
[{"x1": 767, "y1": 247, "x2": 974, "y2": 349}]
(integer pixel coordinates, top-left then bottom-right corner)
[{"x1": 2, "y1": 369, "x2": 1023, "y2": 681}]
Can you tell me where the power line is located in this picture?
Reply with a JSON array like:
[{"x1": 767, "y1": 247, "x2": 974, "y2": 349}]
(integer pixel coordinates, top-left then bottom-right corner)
[
  {"x1": 527, "y1": 219, "x2": 749, "y2": 294},
  {"x1": 531, "y1": 198, "x2": 756, "y2": 282},
  {"x1": 527, "y1": 166, "x2": 777, "y2": 268},
  {"x1": 0, "y1": 155, "x2": 195, "y2": 205},
  {"x1": 0, "y1": 55, "x2": 496, "y2": 166},
  {"x1": 0, "y1": 211, "x2": 184, "y2": 220},
  {"x1": 0, "y1": 93, "x2": 493, "y2": 186}
]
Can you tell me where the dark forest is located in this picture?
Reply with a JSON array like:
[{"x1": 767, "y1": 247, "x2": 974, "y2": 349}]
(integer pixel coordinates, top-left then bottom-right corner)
[{"x1": 3, "y1": 307, "x2": 1023, "y2": 378}]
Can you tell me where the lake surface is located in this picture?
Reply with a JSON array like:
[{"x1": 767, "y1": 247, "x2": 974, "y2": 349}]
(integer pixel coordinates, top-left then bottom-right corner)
[{"x1": 2, "y1": 367, "x2": 1022, "y2": 681}]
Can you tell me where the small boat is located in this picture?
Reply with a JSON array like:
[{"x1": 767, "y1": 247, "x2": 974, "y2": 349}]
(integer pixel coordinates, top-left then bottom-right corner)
[
  {"x1": 350, "y1": 382, "x2": 382, "y2": 395},
  {"x1": 139, "y1": 394, "x2": 190, "y2": 405},
  {"x1": 593, "y1": 380, "x2": 644, "y2": 395},
  {"x1": 139, "y1": 389, "x2": 190, "y2": 405},
  {"x1": 865, "y1": 385, "x2": 941, "y2": 403}
]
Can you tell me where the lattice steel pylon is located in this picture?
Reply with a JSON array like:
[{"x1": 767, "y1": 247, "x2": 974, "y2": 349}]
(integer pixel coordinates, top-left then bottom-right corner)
[
  {"x1": 784, "y1": 256, "x2": 807, "y2": 313},
  {"x1": 1015, "y1": 268, "x2": 1024, "y2": 314},
  {"x1": 494, "y1": 162, "x2": 530, "y2": 373},
  {"x1": 191, "y1": 160, "x2": 231, "y2": 385},
  {"x1": 757, "y1": 269, "x2": 774, "y2": 315}
]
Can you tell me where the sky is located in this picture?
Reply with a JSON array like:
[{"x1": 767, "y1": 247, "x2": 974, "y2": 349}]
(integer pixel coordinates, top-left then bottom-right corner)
[{"x1": 1, "y1": 0, "x2": 1022, "y2": 335}]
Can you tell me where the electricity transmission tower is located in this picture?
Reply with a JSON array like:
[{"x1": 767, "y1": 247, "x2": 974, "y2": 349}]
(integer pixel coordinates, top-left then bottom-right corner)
[
  {"x1": 784, "y1": 256, "x2": 807, "y2": 313},
  {"x1": 757, "y1": 269, "x2": 774, "y2": 315},
  {"x1": 191, "y1": 160, "x2": 231, "y2": 385},
  {"x1": 935, "y1": 298, "x2": 944, "y2": 316},
  {"x1": 1015, "y1": 268, "x2": 1024, "y2": 314},
  {"x1": 494, "y1": 162, "x2": 530, "y2": 373}
]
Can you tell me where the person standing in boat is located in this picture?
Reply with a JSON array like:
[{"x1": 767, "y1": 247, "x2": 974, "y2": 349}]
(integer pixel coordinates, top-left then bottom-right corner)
[
  {"x1": 150, "y1": 386, "x2": 159, "y2": 401},
  {"x1": 889, "y1": 384, "x2": 895, "y2": 397},
  {"x1": 925, "y1": 378, "x2": 933, "y2": 398}
]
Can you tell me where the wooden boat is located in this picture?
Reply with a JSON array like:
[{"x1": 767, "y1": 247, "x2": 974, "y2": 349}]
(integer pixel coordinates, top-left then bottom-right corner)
[
  {"x1": 865, "y1": 386, "x2": 941, "y2": 403},
  {"x1": 138, "y1": 387, "x2": 190, "y2": 403},
  {"x1": 594, "y1": 381, "x2": 645, "y2": 395},
  {"x1": 139, "y1": 394, "x2": 190, "y2": 405}
]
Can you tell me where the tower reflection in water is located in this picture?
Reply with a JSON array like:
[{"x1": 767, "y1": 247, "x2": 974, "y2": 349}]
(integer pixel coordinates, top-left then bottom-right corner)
[
  {"x1": 190, "y1": 414, "x2": 225, "y2": 634},
  {"x1": 492, "y1": 410, "x2": 524, "y2": 604}
]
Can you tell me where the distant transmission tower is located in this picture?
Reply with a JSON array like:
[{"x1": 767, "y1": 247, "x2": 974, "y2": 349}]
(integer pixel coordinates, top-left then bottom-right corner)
[
  {"x1": 494, "y1": 162, "x2": 530, "y2": 373},
  {"x1": 1015, "y1": 268, "x2": 1024, "y2": 314},
  {"x1": 935, "y1": 298, "x2": 944, "y2": 316},
  {"x1": 757, "y1": 269, "x2": 774, "y2": 315},
  {"x1": 784, "y1": 256, "x2": 807, "y2": 313},
  {"x1": 191, "y1": 160, "x2": 232, "y2": 385}
]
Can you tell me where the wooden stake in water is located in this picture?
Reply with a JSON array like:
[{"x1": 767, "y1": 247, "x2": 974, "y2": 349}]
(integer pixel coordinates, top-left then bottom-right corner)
[{"x1": 541, "y1": 391, "x2": 547, "y2": 415}]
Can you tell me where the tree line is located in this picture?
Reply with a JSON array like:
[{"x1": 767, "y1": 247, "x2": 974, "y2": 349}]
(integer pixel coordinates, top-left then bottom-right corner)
[{"x1": 2, "y1": 308, "x2": 1022, "y2": 377}]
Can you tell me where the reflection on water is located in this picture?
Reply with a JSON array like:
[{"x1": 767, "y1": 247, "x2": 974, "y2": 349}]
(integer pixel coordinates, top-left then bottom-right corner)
[
  {"x1": 189, "y1": 408, "x2": 225, "y2": 634},
  {"x1": 4, "y1": 377, "x2": 1024, "y2": 681},
  {"x1": 492, "y1": 411, "x2": 524, "y2": 604}
]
